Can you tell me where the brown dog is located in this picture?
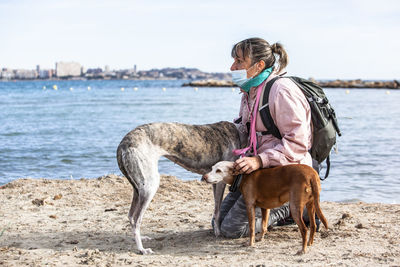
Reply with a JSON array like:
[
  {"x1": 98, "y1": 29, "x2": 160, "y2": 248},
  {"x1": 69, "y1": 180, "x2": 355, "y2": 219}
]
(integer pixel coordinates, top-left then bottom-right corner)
[{"x1": 202, "y1": 161, "x2": 328, "y2": 254}]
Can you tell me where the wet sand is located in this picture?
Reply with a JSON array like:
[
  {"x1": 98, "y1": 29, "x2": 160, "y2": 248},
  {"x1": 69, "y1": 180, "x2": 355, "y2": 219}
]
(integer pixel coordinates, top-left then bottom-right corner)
[{"x1": 1, "y1": 174, "x2": 399, "y2": 266}]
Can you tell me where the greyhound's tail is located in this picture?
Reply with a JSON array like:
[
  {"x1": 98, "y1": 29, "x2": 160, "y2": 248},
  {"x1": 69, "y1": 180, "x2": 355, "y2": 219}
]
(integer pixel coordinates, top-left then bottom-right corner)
[{"x1": 311, "y1": 174, "x2": 328, "y2": 230}]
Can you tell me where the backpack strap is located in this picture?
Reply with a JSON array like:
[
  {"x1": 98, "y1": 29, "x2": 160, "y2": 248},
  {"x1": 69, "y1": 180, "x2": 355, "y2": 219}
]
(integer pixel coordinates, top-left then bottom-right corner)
[
  {"x1": 229, "y1": 174, "x2": 243, "y2": 192},
  {"x1": 320, "y1": 155, "x2": 330, "y2": 180},
  {"x1": 259, "y1": 76, "x2": 282, "y2": 139}
]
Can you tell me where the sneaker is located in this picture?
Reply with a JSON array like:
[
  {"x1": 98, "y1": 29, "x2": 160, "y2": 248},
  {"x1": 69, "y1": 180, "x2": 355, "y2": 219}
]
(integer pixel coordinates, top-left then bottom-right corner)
[
  {"x1": 276, "y1": 206, "x2": 321, "y2": 232},
  {"x1": 276, "y1": 216, "x2": 295, "y2": 226},
  {"x1": 303, "y1": 213, "x2": 321, "y2": 232}
]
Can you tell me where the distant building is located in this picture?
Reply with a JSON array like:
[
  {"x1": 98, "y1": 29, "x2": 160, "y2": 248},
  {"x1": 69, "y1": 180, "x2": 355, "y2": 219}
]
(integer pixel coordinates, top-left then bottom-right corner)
[
  {"x1": 55, "y1": 61, "x2": 82, "y2": 77},
  {"x1": 39, "y1": 69, "x2": 52, "y2": 79},
  {"x1": 14, "y1": 69, "x2": 38, "y2": 79},
  {"x1": 84, "y1": 67, "x2": 104, "y2": 79},
  {"x1": 0, "y1": 68, "x2": 15, "y2": 80},
  {"x1": 86, "y1": 68, "x2": 103, "y2": 74}
]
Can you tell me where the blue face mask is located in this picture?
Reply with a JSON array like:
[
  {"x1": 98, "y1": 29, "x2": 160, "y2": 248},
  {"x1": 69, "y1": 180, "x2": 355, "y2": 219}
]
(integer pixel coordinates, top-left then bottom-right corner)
[
  {"x1": 231, "y1": 66, "x2": 273, "y2": 93},
  {"x1": 231, "y1": 69, "x2": 251, "y2": 87}
]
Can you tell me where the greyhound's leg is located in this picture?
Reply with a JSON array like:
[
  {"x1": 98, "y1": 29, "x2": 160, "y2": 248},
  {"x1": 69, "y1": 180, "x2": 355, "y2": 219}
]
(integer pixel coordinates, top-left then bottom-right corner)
[
  {"x1": 128, "y1": 191, "x2": 152, "y2": 242},
  {"x1": 128, "y1": 191, "x2": 139, "y2": 226},
  {"x1": 130, "y1": 181, "x2": 159, "y2": 255},
  {"x1": 212, "y1": 182, "x2": 226, "y2": 237}
]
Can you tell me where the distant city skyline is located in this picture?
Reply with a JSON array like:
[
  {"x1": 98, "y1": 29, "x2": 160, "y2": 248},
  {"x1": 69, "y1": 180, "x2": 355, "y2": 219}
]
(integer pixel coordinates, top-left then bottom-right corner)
[
  {"x1": 0, "y1": 61, "x2": 230, "y2": 80},
  {"x1": 2, "y1": 62, "x2": 171, "y2": 72},
  {"x1": 1, "y1": 0, "x2": 399, "y2": 79}
]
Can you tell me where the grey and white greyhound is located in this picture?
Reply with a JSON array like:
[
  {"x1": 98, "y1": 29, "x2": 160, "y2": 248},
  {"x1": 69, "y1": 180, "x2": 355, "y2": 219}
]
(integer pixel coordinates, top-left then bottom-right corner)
[{"x1": 116, "y1": 121, "x2": 245, "y2": 254}]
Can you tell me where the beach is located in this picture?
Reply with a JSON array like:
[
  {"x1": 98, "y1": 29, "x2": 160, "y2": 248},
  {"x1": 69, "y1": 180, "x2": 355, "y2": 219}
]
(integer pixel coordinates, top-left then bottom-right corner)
[{"x1": 1, "y1": 174, "x2": 399, "y2": 266}]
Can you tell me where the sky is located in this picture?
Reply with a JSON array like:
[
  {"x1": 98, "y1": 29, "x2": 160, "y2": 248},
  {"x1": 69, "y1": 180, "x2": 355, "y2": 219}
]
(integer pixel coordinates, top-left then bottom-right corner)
[{"x1": 0, "y1": 0, "x2": 399, "y2": 79}]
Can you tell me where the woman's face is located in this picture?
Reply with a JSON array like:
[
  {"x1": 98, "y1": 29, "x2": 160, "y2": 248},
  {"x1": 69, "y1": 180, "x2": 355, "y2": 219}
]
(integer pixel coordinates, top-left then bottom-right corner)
[{"x1": 230, "y1": 49, "x2": 259, "y2": 78}]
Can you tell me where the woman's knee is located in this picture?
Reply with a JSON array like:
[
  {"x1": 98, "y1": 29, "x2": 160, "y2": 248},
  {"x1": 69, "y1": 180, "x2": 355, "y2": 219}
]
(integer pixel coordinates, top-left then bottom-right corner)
[{"x1": 219, "y1": 219, "x2": 246, "y2": 239}]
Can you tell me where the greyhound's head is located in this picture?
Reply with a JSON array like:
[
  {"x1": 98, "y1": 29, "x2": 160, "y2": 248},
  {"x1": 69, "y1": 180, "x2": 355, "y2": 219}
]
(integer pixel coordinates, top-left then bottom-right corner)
[{"x1": 202, "y1": 161, "x2": 236, "y2": 185}]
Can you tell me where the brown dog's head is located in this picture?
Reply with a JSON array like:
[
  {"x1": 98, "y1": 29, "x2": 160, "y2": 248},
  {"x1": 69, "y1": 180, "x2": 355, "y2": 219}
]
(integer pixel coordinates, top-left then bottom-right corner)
[{"x1": 202, "y1": 161, "x2": 236, "y2": 185}]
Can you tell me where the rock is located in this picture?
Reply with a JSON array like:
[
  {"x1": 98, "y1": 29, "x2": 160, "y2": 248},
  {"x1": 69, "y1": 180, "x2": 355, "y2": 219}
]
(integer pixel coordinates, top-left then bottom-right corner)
[
  {"x1": 182, "y1": 79, "x2": 235, "y2": 87},
  {"x1": 104, "y1": 208, "x2": 117, "y2": 212},
  {"x1": 66, "y1": 240, "x2": 79, "y2": 245},
  {"x1": 342, "y1": 213, "x2": 352, "y2": 219},
  {"x1": 316, "y1": 79, "x2": 400, "y2": 89},
  {"x1": 53, "y1": 194, "x2": 62, "y2": 200},
  {"x1": 32, "y1": 199, "x2": 45, "y2": 206},
  {"x1": 355, "y1": 223, "x2": 366, "y2": 229}
]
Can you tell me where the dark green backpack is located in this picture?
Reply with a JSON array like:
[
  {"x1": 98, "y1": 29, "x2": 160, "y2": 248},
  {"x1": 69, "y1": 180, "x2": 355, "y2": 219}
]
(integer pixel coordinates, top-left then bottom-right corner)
[{"x1": 259, "y1": 76, "x2": 341, "y2": 179}]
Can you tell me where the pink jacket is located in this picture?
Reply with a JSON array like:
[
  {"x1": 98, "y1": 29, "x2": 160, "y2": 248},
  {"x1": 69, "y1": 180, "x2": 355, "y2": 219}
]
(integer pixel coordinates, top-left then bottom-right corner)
[{"x1": 235, "y1": 72, "x2": 313, "y2": 168}]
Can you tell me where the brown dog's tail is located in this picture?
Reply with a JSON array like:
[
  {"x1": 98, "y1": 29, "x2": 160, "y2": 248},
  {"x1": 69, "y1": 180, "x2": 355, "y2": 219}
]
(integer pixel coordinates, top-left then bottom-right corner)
[{"x1": 311, "y1": 175, "x2": 329, "y2": 230}]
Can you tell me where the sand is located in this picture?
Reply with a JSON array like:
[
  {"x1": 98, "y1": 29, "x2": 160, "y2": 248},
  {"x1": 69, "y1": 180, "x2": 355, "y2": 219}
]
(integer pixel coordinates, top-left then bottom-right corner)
[{"x1": 1, "y1": 174, "x2": 399, "y2": 266}]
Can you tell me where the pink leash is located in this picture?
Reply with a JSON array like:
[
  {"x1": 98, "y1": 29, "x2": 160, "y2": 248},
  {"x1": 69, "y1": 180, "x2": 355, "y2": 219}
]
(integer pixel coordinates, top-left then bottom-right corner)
[{"x1": 233, "y1": 83, "x2": 264, "y2": 157}]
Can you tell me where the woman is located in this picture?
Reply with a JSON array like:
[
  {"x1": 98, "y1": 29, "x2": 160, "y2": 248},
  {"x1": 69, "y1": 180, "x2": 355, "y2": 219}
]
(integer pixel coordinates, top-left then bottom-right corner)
[{"x1": 216, "y1": 37, "x2": 314, "y2": 238}]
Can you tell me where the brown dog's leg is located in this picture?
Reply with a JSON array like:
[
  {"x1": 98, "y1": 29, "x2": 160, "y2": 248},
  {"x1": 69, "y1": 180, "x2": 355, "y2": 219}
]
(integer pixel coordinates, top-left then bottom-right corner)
[
  {"x1": 290, "y1": 201, "x2": 308, "y2": 254},
  {"x1": 311, "y1": 177, "x2": 329, "y2": 230},
  {"x1": 245, "y1": 204, "x2": 256, "y2": 246},
  {"x1": 306, "y1": 201, "x2": 316, "y2": 246},
  {"x1": 256, "y1": 208, "x2": 269, "y2": 242}
]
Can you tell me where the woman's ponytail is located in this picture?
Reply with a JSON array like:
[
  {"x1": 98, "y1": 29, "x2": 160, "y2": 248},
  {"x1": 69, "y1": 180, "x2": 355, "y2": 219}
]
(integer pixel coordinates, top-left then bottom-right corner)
[{"x1": 271, "y1": 42, "x2": 289, "y2": 73}]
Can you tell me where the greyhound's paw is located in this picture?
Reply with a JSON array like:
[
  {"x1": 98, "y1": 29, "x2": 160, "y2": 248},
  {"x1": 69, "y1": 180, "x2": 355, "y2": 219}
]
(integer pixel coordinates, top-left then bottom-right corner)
[
  {"x1": 140, "y1": 248, "x2": 154, "y2": 255},
  {"x1": 296, "y1": 249, "x2": 306, "y2": 255}
]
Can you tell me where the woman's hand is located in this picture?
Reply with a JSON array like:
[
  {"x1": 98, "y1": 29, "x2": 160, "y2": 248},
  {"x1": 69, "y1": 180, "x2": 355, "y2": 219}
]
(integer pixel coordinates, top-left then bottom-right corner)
[{"x1": 234, "y1": 156, "x2": 262, "y2": 174}]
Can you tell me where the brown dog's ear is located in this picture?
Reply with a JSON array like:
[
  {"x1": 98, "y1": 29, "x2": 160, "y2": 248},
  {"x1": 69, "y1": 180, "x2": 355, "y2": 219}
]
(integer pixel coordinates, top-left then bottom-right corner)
[
  {"x1": 231, "y1": 167, "x2": 241, "y2": 176},
  {"x1": 228, "y1": 161, "x2": 239, "y2": 176},
  {"x1": 228, "y1": 161, "x2": 240, "y2": 176}
]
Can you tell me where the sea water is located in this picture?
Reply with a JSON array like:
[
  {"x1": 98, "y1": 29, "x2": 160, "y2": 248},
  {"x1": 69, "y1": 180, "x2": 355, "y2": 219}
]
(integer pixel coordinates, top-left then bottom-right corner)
[{"x1": 1, "y1": 80, "x2": 399, "y2": 203}]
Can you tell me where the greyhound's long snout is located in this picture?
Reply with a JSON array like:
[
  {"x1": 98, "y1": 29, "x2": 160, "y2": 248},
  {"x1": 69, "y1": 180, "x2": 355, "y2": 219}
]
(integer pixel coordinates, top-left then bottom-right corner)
[{"x1": 201, "y1": 174, "x2": 208, "y2": 182}]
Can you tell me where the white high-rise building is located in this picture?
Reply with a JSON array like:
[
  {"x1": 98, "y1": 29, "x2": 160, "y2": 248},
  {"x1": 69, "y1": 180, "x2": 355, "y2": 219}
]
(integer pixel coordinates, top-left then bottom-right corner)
[{"x1": 55, "y1": 62, "x2": 82, "y2": 77}]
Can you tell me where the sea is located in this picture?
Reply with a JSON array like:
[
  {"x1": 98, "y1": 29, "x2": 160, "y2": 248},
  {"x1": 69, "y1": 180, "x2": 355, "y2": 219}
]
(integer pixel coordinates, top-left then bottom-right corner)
[{"x1": 1, "y1": 80, "x2": 400, "y2": 204}]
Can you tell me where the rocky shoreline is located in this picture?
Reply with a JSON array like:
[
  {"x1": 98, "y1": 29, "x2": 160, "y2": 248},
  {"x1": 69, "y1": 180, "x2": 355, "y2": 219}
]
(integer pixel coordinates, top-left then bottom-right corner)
[
  {"x1": 182, "y1": 79, "x2": 236, "y2": 87},
  {"x1": 183, "y1": 79, "x2": 400, "y2": 89}
]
